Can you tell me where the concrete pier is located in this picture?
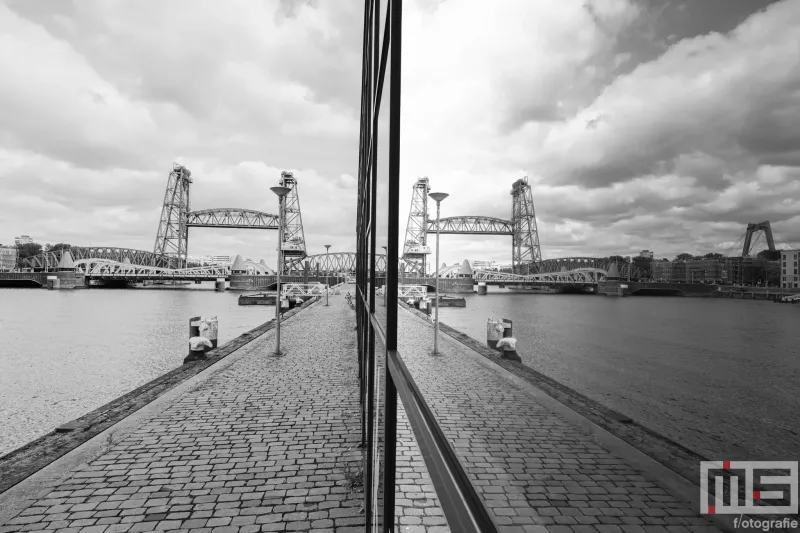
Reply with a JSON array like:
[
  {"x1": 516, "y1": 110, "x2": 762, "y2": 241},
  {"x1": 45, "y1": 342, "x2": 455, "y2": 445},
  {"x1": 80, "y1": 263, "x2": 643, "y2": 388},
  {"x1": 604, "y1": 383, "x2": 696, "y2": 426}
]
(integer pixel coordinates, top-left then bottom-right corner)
[
  {"x1": 0, "y1": 297, "x2": 364, "y2": 533},
  {"x1": 1, "y1": 292, "x2": 731, "y2": 533}
]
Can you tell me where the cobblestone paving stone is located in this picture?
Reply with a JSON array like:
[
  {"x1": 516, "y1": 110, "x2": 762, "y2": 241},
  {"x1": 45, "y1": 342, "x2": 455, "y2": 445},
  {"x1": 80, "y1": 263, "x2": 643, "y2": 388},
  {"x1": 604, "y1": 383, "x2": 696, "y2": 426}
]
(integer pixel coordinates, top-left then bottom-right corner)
[
  {"x1": 395, "y1": 308, "x2": 724, "y2": 533},
  {"x1": 394, "y1": 403, "x2": 449, "y2": 533},
  {"x1": 0, "y1": 297, "x2": 365, "y2": 533}
]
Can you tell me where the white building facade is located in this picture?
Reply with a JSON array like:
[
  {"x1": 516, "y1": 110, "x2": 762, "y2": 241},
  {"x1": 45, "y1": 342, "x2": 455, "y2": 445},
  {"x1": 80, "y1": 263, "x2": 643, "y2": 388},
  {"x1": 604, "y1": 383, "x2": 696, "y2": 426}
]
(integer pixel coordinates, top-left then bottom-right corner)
[
  {"x1": 781, "y1": 249, "x2": 800, "y2": 288},
  {"x1": 0, "y1": 246, "x2": 18, "y2": 271}
]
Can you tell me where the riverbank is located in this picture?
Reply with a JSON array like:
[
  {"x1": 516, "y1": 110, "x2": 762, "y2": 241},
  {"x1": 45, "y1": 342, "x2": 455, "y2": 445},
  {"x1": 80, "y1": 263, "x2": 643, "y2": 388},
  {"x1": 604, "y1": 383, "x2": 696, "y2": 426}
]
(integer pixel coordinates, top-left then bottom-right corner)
[
  {"x1": 438, "y1": 290, "x2": 800, "y2": 463},
  {"x1": 0, "y1": 299, "x2": 315, "y2": 494},
  {"x1": 2, "y1": 293, "x2": 790, "y2": 532},
  {"x1": 0, "y1": 296, "x2": 369, "y2": 533}
]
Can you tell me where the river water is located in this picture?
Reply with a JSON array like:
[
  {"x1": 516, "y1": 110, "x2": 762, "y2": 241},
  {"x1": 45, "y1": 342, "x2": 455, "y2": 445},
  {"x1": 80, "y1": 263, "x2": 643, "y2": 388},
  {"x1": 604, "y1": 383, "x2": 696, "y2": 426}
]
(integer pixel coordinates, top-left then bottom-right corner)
[
  {"x1": 436, "y1": 290, "x2": 800, "y2": 462},
  {"x1": 0, "y1": 287, "x2": 272, "y2": 457},
  {"x1": 2, "y1": 288, "x2": 798, "y2": 464}
]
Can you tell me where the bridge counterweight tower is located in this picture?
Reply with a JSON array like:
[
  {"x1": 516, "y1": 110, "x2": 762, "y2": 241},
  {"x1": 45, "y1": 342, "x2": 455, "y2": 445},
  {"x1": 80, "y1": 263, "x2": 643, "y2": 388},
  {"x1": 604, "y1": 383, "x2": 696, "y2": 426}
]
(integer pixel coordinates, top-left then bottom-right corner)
[
  {"x1": 511, "y1": 177, "x2": 542, "y2": 275},
  {"x1": 279, "y1": 171, "x2": 307, "y2": 272},
  {"x1": 154, "y1": 164, "x2": 192, "y2": 269},
  {"x1": 403, "y1": 177, "x2": 432, "y2": 276}
]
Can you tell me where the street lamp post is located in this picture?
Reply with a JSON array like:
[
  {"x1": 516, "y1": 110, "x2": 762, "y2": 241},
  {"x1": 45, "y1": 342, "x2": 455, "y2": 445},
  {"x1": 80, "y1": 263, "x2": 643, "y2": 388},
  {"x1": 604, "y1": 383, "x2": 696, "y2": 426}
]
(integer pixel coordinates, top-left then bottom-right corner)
[
  {"x1": 270, "y1": 184, "x2": 291, "y2": 356},
  {"x1": 428, "y1": 192, "x2": 449, "y2": 355},
  {"x1": 381, "y1": 246, "x2": 387, "y2": 306},
  {"x1": 324, "y1": 244, "x2": 331, "y2": 306}
]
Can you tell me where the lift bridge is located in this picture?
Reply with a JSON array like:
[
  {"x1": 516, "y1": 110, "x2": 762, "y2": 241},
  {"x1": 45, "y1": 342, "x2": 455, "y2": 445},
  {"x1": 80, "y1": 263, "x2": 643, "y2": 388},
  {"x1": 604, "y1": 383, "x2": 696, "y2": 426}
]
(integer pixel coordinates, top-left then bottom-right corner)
[
  {"x1": 22, "y1": 164, "x2": 637, "y2": 283},
  {"x1": 25, "y1": 165, "x2": 309, "y2": 275},
  {"x1": 403, "y1": 176, "x2": 541, "y2": 277}
]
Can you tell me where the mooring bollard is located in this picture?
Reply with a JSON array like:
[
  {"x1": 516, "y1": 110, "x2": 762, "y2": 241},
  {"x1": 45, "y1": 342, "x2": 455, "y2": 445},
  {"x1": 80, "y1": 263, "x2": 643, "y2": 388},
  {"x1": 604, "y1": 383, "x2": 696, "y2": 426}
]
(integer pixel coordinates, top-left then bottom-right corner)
[
  {"x1": 486, "y1": 318, "x2": 512, "y2": 349},
  {"x1": 486, "y1": 318, "x2": 504, "y2": 349},
  {"x1": 184, "y1": 316, "x2": 219, "y2": 364},
  {"x1": 502, "y1": 318, "x2": 513, "y2": 339},
  {"x1": 496, "y1": 336, "x2": 521, "y2": 362}
]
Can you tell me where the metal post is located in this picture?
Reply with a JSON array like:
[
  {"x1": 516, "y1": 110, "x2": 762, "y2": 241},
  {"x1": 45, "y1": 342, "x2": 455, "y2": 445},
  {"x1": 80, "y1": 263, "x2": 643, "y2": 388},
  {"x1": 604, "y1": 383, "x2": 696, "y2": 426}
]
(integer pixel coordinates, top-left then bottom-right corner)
[
  {"x1": 435, "y1": 204, "x2": 441, "y2": 354},
  {"x1": 270, "y1": 184, "x2": 291, "y2": 356},
  {"x1": 382, "y1": 245, "x2": 387, "y2": 306},
  {"x1": 429, "y1": 192, "x2": 448, "y2": 355},
  {"x1": 324, "y1": 244, "x2": 331, "y2": 306},
  {"x1": 275, "y1": 198, "x2": 283, "y2": 354}
]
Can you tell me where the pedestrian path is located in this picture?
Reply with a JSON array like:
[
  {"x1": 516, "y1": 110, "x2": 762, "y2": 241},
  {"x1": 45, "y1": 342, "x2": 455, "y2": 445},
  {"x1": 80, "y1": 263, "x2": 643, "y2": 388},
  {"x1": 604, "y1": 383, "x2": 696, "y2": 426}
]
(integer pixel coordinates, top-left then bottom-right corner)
[
  {"x1": 0, "y1": 296, "x2": 364, "y2": 533},
  {"x1": 394, "y1": 307, "x2": 723, "y2": 533}
]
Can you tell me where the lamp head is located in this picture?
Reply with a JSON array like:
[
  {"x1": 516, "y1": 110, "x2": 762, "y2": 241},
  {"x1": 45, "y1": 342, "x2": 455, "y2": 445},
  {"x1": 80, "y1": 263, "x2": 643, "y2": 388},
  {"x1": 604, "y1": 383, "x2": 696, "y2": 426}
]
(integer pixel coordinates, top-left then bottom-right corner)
[
  {"x1": 324, "y1": 245, "x2": 331, "y2": 250},
  {"x1": 270, "y1": 186, "x2": 291, "y2": 198},
  {"x1": 428, "y1": 192, "x2": 449, "y2": 203}
]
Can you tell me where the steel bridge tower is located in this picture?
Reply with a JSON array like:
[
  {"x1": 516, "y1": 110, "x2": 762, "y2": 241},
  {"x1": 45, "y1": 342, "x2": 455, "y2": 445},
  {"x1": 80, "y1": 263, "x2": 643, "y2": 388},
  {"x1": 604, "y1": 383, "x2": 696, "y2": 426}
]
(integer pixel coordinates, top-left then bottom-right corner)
[
  {"x1": 402, "y1": 177, "x2": 432, "y2": 275},
  {"x1": 279, "y1": 171, "x2": 307, "y2": 272},
  {"x1": 511, "y1": 177, "x2": 542, "y2": 274},
  {"x1": 742, "y1": 221, "x2": 775, "y2": 257},
  {"x1": 153, "y1": 163, "x2": 192, "y2": 269}
]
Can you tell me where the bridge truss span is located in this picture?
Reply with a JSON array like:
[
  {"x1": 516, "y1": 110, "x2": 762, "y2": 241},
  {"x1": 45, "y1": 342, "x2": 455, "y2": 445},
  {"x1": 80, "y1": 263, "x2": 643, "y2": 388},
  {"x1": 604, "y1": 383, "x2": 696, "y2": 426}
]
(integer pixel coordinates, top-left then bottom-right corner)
[
  {"x1": 185, "y1": 208, "x2": 279, "y2": 229},
  {"x1": 428, "y1": 216, "x2": 513, "y2": 235},
  {"x1": 285, "y1": 252, "x2": 386, "y2": 274},
  {"x1": 23, "y1": 247, "x2": 170, "y2": 270},
  {"x1": 539, "y1": 257, "x2": 645, "y2": 279},
  {"x1": 473, "y1": 267, "x2": 607, "y2": 284},
  {"x1": 83, "y1": 261, "x2": 230, "y2": 280}
]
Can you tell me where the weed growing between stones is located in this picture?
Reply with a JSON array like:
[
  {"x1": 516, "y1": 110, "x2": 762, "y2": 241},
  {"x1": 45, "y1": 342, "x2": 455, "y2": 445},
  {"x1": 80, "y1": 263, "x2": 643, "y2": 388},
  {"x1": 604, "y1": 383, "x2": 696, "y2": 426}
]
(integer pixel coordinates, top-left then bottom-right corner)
[{"x1": 335, "y1": 444, "x2": 364, "y2": 493}]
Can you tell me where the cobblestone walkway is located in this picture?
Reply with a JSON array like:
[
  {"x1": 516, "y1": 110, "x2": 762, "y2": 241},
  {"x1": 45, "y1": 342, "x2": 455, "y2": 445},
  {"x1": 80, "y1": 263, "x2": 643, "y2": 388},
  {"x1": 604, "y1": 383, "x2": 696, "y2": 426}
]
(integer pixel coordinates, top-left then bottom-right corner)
[
  {"x1": 395, "y1": 308, "x2": 723, "y2": 533},
  {"x1": 0, "y1": 297, "x2": 364, "y2": 533}
]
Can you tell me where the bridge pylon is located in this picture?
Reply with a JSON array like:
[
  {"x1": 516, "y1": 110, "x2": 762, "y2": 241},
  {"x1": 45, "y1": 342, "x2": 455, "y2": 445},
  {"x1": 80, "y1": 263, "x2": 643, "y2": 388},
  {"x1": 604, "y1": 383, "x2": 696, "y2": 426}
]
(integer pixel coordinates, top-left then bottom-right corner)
[
  {"x1": 511, "y1": 177, "x2": 542, "y2": 275},
  {"x1": 742, "y1": 221, "x2": 775, "y2": 257},
  {"x1": 402, "y1": 177, "x2": 432, "y2": 276},
  {"x1": 154, "y1": 163, "x2": 192, "y2": 269},
  {"x1": 279, "y1": 171, "x2": 307, "y2": 272}
]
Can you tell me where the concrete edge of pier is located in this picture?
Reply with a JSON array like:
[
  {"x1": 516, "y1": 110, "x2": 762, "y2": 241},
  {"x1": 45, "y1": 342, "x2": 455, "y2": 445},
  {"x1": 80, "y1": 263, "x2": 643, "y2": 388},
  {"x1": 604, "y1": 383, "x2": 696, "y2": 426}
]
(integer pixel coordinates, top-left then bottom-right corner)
[
  {"x1": 399, "y1": 301, "x2": 740, "y2": 533},
  {"x1": 0, "y1": 297, "x2": 322, "y2": 524}
]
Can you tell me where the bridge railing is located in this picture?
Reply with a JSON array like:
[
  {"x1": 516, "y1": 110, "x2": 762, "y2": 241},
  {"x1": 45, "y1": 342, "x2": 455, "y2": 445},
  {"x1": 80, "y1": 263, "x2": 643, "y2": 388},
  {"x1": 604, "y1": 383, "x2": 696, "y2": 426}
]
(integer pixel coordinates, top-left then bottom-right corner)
[{"x1": 281, "y1": 283, "x2": 327, "y2": 297}]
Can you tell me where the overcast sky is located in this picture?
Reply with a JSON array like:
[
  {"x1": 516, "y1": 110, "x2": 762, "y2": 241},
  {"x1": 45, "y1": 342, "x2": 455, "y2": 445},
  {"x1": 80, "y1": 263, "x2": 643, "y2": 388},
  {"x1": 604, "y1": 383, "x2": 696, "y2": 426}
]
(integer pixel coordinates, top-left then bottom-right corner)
[{"x1": 1, "y1": 0, "x2": 798, "y2": 267}]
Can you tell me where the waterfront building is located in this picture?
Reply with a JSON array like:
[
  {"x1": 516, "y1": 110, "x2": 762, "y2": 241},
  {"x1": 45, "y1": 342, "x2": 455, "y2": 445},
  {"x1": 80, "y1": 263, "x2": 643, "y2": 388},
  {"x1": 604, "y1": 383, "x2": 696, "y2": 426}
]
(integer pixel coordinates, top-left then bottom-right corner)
[
  {"x1": 671, "y1": 260, "x2": 687, "y2": 283},
  {"x1": 639, "y1": 249, "x2": 654, "y2": 259},
  {"x1": 780, "y1": 249, "x2": 800, "y2": 288},
  {"x1": 211, "y1": 255, "x2": 232, "y2": 265},
  {"x1": 651, "y1": 260, "x2": 672, "y2": 282},
  {"x1": 724, "y1": 257, "x2": 770, "y2": 286},
  {"x1": 458, "y1": 259, "x2": 473, "y2": 277},
  {"x1": 14, "y1": 235, "x2": 33, "y2": 245},
  {"x1": 0, "y1": 245, "x2": 18, "y2": 271},
  {"x1": 685, "y1": 258, "x2": 725, "y2": 284}
]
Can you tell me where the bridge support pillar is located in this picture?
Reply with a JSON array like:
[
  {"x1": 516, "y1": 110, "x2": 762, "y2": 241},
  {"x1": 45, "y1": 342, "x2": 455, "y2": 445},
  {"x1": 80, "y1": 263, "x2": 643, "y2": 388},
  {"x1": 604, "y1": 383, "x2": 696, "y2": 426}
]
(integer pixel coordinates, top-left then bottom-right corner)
[{"x1": 477, "y1": 282, "x2": 487, "y2": 295}]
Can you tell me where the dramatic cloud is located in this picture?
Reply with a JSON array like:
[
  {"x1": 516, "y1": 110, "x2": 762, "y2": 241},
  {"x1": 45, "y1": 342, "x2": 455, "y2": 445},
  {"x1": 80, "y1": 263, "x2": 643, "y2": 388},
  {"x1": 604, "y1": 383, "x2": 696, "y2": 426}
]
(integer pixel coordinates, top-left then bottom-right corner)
[{"x1": 1, "y1": 0, "x2": 798, "y2": 266}]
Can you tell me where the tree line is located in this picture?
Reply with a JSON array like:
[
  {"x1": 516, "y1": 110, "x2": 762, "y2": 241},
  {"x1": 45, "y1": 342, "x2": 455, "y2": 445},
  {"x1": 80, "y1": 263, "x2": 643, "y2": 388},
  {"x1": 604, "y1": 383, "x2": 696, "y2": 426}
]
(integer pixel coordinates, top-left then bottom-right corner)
[{"x1": 14, "y1": 242, "x2": 72, "y2": 268}]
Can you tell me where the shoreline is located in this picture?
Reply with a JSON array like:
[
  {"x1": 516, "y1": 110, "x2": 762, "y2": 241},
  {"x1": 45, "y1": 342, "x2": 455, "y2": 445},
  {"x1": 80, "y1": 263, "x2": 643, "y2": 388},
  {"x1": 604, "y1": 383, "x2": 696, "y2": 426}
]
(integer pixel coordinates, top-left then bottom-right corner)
[
  {"x1": 399, "y1": 300, "x2": 712, "y2": 493},
  {"x1": 0, "y1": 297, "x2": 318, "y2": 495}
]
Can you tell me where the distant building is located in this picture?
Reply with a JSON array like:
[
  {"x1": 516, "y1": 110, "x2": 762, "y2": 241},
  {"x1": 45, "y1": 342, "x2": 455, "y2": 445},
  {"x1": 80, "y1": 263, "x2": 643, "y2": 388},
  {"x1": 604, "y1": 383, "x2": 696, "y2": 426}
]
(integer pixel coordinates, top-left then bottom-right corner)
[
  {"x1": 0, "y1": 246, "x2": 18, "y2": 271},
  {"x1": 685, "y1": 258, "x2": 726, "y2": 284},
  {"x1": 639, "y1": 250, "x2": 654, "y2": 259},
  {"x1": 210, "y1": 255, "x2": 232, "y2": 265},
  {"x1": 14, "y1": 235, "x2": 33, "y2": 246},
  {"x1": 781, "y1": 249, "x2": 800, "y2": 288},
  {"x1": 651, "y1": 260, "x2": 672, "y2": 282},
  {"x1": 724, "y1": 257, "x2": 769, "y2": 286},
  {"x1": 471, "y1": 260, "x2": 497, "y2": 270}
]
